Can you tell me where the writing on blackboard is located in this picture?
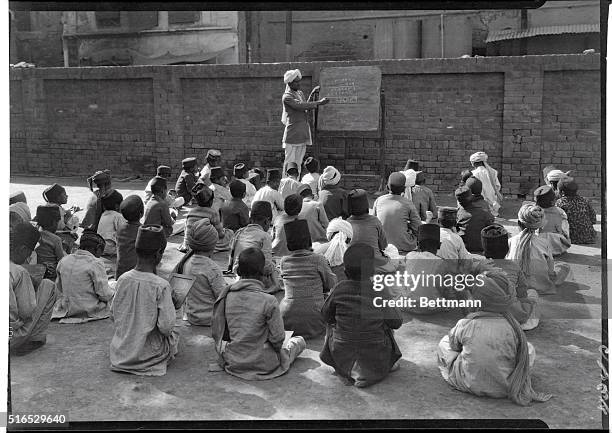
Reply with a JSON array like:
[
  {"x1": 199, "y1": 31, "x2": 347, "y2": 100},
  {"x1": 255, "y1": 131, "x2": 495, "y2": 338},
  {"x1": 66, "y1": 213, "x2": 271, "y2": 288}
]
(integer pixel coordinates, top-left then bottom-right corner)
[{"x1": 327, "y1": 79, "x2": 357, "y2": 104}]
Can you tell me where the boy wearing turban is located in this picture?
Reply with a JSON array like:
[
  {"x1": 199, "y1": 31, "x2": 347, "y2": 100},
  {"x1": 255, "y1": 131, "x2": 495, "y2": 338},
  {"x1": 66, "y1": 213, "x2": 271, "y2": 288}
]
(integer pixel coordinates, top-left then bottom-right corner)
[
  {"x1": 481, "y1": 224, "x2": 540, "y2": 330},
  {"x1": 10, "y1": 222, "x2": 57, "y2": 356},
  {"x1": 318, "y1": 166, "x2": 349, "y2": 220},
  {"x1": 279, "y1": 162, "x2": 303, "y2": 199},
  {"x1": 52, "y1": 229, "x2": 115, "y2": 324},
  {"x1": 469, "y1": 151, "x2": 502, "y2": 217},
  {"x1": 110, "y1": 225, "x2": 178, "y2": 376},
  {"x1": 173, "y1": 218, "x2": 227, "y2": 326},
  {"x1": 212, "y1": 248, "x2": 306, "y2": 380},
  {"x1": 507, "y1": 203, "x2": 571, "y2": 295},
  {"x1": 437, "y1": 272, "x2": 551, "y2": 406},
  {"x1": 533, "y1": 185, "x2": 571, "y2": 256},
  {"x1": 281, "y1": 69, "x2": 329, "y2": 177},
  {"x1": 372, "y1": 171, "x2": 421, "y2": 254},
  {"x1": 312, "y1": 217, "x2": 353, "y2": 282}
]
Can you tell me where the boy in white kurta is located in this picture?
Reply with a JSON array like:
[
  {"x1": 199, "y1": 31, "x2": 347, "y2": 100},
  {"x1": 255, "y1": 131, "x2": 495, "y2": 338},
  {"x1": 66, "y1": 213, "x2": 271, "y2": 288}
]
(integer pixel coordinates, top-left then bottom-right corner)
[{"x1": 470, "y1": 151, "x2": 502, "y2": 217}]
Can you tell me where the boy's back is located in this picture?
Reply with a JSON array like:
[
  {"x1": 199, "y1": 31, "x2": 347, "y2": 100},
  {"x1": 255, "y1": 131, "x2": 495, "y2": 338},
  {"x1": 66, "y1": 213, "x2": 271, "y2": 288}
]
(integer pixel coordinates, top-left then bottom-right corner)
[
  {"x1": 411, "y1": 184, "x2": 437, "y2": 221},
  {"x1": 221, "y1": 198, "x2": 249, "y2": 232},
  {"x1": 116, "y1": 220, "x2": 141, "y2": 279},
  {"x1": 98, "y1": 210, "x2": 124, "y2": 255},
  {"x1": 556, "y1": 195, "x2": 597, "y2": 244}
]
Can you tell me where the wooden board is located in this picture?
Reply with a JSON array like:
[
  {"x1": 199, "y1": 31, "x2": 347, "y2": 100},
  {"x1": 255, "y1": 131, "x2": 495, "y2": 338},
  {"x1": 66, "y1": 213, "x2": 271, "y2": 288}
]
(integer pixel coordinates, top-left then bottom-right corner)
[{"x1": 317, "y1": 66, "x2": 382, "y2": 132}]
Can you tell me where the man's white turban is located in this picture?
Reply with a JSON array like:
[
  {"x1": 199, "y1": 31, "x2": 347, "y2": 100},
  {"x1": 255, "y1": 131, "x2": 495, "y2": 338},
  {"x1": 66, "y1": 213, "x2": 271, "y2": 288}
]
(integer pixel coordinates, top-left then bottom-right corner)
[
  {"x1": 318, "y1": 166, "x2": 342, "y2": 190},
  {"x1": 283, "y1": 69, "x2": 302, "y2": 84},
  {"x1": 546, "y1": 169, "x2": 570, "y2": 182},
  {"x1": 470, "y1": 151, "x2": 488, "y2": 163}
]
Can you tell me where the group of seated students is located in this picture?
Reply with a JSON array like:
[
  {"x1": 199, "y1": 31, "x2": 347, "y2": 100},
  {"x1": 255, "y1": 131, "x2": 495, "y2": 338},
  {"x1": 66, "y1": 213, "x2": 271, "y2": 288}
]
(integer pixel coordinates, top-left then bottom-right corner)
[{"x1": 8, "y1": 149, "x2": 597, "y2": 406}]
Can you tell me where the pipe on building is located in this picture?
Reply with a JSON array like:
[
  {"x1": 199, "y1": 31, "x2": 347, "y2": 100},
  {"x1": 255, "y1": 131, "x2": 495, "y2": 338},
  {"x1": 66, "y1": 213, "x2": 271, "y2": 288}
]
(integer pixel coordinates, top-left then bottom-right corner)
[{"x1": 285, "y1": 11, "x2": 292, "y2": 62}]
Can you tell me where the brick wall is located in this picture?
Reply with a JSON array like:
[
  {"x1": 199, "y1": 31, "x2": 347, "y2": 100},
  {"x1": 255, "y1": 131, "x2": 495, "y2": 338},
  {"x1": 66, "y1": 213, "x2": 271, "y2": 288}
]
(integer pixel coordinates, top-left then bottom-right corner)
[{"x1": 9, "y1": 54, "x2": 601, "y2": 198}]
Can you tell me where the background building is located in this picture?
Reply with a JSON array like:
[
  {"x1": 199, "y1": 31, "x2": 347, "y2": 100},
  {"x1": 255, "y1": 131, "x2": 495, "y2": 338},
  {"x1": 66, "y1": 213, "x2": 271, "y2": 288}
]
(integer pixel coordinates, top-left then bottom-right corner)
[{"x1": 9, "y1": 2, "x2": 599, "y2": 67}]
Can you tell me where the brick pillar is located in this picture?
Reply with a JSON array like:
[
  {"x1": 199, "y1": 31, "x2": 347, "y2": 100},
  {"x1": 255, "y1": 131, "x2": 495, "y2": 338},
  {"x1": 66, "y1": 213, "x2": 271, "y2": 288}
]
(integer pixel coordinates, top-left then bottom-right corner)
[
  {"x1": 501, "y1": 69, "x2": 544, "y2": 196},
  {"x1": 152, "y1": 68, "x2": 184, "y2": 176},
  {"x1": 21, "y1": 73, "x2": 49, "y2": 175}
]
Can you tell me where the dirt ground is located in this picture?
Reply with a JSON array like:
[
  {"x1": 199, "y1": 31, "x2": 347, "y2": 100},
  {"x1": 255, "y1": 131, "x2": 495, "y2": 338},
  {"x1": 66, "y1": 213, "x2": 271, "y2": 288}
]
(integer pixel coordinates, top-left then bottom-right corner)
[{"x1": 8, "y1": 176, "x2": 605, "y2": 428}]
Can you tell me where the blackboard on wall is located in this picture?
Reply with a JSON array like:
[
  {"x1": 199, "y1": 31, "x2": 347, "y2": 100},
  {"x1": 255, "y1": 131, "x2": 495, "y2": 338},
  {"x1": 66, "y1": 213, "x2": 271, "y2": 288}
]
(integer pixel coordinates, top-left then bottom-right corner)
[{"x1": 317, "y1": 66, "x2": 382, "y2": 132}]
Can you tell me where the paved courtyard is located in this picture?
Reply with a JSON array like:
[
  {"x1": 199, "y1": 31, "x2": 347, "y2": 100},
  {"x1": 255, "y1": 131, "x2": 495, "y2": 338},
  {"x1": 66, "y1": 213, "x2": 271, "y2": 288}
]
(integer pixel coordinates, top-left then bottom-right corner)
[{"x1": 8, "y1": 176, "x2": 605, "y2": 428}]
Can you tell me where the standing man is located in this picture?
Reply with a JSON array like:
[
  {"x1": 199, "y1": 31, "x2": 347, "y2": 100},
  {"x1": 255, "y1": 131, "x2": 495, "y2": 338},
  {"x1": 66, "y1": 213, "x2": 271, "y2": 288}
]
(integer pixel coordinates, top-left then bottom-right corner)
[{"x1": 281, "y1": 69, "x2": 329, "y2": 178}]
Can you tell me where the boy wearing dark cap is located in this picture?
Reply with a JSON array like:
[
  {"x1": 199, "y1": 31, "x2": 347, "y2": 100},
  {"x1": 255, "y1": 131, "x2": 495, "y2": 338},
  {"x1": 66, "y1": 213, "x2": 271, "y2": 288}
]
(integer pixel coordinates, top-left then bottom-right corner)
[
  {"x1": 110, "y1": 225, "x2": 178, "y2": 376},
  {"x1": 320, "y1": 243, "x2": 402, "y2": 388},
  {"x1": 271, "y1": 194, "x2": 303, "y2": 257},
  {"x1": 253, "y1": 168, "x2": 284, "y2": 222},
  {"x1": 221, "y1": 180, "x2": 250, "y2": 232},
  {"x1": 456, "y1": 186, "x2": 495, "y2": 253},
  {"x1": 347, "y1": 189, "x2": 395, "y2": 273},
  {"x1": 228, "y1": 201, "x2": 281, "y2": 293},
  {"x1": 373, "y1": 171, "x2": 421, "y2": 254},
  {"x1": 556, "y1": 177, "x2": 597, "y2": 244},
  {"x1": 233, "y1": 163, "x2": 257, "y2": 208},
  {"x1": 10, "y1": 222, "x2": 57, "y2": 356},
  {"x1": 145, "y1": 165, "x2": 172, "y2": 204},
  {"x1": 116, "y1": 195, "x2": 145, "y2": 279},
  {"x1": 144, "y1": 176, "x2": 176, "y2": 239},
  {"x1": 534, "y1": 185, "x2": 571, "y2": 256},
  {"x1": 34, "y1": 205, "x2": 66, "y2": 280},
  {"x1": 175, "y1": 157, "x2": 198, "y2": 205},
  {"x1": 210, "y1": 166, "x2": 232, "y2": 211},
  {"x1": 399, "y1": 224, "x2": 454, "y2": 314},
  {"x1": 410, "y1": 171, "x2": 438, "y2": 223},
  {"x1": 198, "y1": 149, "x2": 222, "y2": 186},
  {"x1": 212, "y1": 247, "x2": 306, "y2": 380},
  {"x1": 301, "y1": 157, "x2": 320, "y2": 200},
  {"x1": 279, "y1": 219, "x2": 336, "y2": 338},
  {"x1": 279, "y1": 162, "x2": 303, "y2": 199},
  {"x1": 53, "y1": 229, "x2": 115, "y2": 324},
  {"x1": 97, "y1": 190, "x2": 125, "y2": 256}
]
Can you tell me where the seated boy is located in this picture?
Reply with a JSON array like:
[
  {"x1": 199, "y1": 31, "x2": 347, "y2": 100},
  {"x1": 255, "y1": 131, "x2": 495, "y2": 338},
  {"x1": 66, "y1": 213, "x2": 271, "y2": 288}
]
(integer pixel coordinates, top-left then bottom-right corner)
[
  {"x1": 10, "y1": 222, "x2": 57, "y2": 356},
  {"x1": 297, "y1": 184, "x2": 329, "y2": 243},
  {"x1": 145, "y1": 165, "x2": 171, "y2": 204},
  {"x1": 556, "y1": 177, "x2": 597, "y2": 245},
  {"x1": 436, "y1": 272, "x2": 551, "y2": 406},
  {"x1": 175, "y1": 157, "x2": 198, "y2": 205},
  {"x1": 279, "y1": 162, "x2": 303, "y2": 199},
  {"x1": 372, "y1": 172, "x2": 421, "y2": 254},
  {"x1": 347, "y1": 189, "x2": 395, "y2": 273},
  {"x1": 144, "y1": 176, "x2": 175, "y2": 238},
  {"x1": 175, "y1": 218, "x2": 227, "y2": 326},
  {"x1": 212, "y1": 247, "x2": 306, "y2": 380},
  {"x1": 320, "y1": 244, "x2": 402, "y2": 388},
  {"x1": 481, "y1": 224, "x2": 539, "y2": 330},
  {"x1": 233, "y1": 163, "x2": 257, "y2": 208},
  {"x1": 533, "y1": 185, "x2": 571, "y2": 256},
  {"x1": 53, "y1": 229, "x2": 115, "y2": 323},
  {"x1": 42, "y1": 183, "x2": 80, "y2": 253},
  {"x1": 221, "y1": 180, "x2": 250, "y2": 232},
  {"x1": 110, "y1": 225, "x2": 179, "y2": 376},
  {"x1": 97, "y1": 190, "x2": 125, "y2": 256},
  {"x1": 410, "y1": 171, "x2": 437, "y2": 223},
  {"x1": 456, "y1": 186, "x2": 494, "y2": 253},
  {"x1": 301, "y1": 157, "x2": 320, "y2": 200},
  {"x1": 116, "y1": 195, "x2": 144, "y2": 279},
  {"x1": 34, "y1": 205, "x2": 66, "y2": 280},
  {"x1": 228, "y1": 201, "x2": 281, "y2": 293},
  {"x1": 272, "y1": 194, "x2": 303, "y2": 258}
]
